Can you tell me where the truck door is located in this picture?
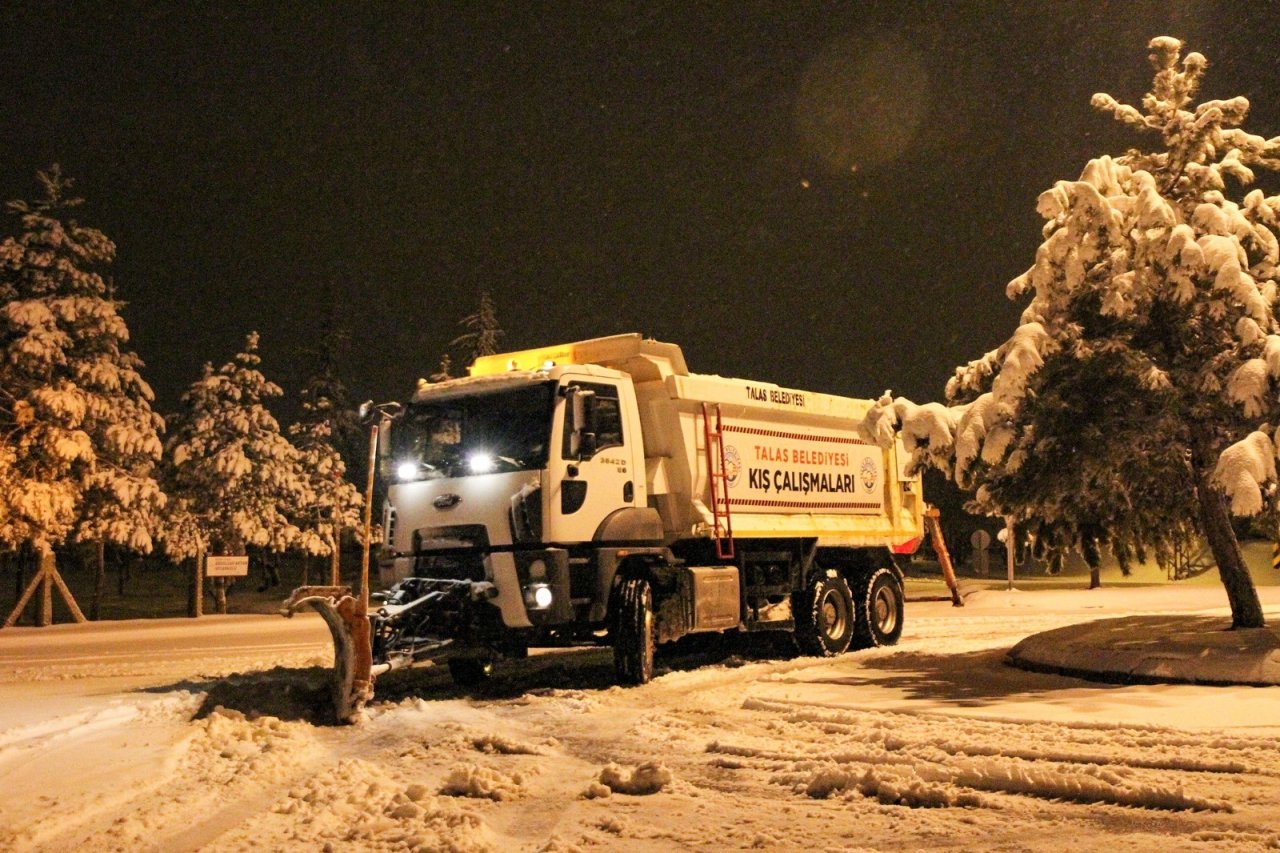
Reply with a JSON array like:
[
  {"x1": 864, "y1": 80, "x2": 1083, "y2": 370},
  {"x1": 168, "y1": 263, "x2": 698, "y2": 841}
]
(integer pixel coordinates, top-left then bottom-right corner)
[{"x1": 550, "y1": 379, "x2": 639, "y2": 543}]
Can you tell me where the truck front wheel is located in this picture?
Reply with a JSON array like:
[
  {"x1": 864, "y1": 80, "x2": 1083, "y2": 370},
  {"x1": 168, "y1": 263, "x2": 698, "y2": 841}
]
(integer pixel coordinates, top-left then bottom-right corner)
[
  {"x1": 614, "y1": 577, "x2": 656, "y2": 684},
  {"x1": 794, "y1": 574, "x2": 854, "y2": 656},
  {"x1": 447, "y1": 657, "x2": 494, "y2": 686},
  {"x1": 854, "y1": 567, "x2": 904, "y2": 648}
]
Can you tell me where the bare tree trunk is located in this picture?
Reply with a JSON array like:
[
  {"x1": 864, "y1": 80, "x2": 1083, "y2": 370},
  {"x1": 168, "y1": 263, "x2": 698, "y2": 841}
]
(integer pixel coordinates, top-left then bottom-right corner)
[
  {"x1": 213, "y1": 538, "x2": 244, "y2": 615},
  {"x1": 38, "y1": 561, "x2": 52, "y2": 627},
  {"x1": 213, "y1": 577, "x2": 228, "y2": 614},
  {"x1": 14, "y1": 545, "x2": 28, "y2": 624},
  {"x1": 91, "y1": 540, "x2": 105, "y2": 621},
  {"x1": 1197, "y1": 471, "x2": 1265, "y2": 628},
  {"x1": 329, "y1": 528, "x2": 341, "y2": 587},
  {"x1": 187, "y1": 552, "x2": 203, "y2": 618},
  {"x1": 256, "y1": 549, "x2": 281, "y2": 592},
  {"x1": 265, "y1": 553, "x2": 280, "y2": 590},
  {"x1": 1004, "y1": 517, "x2": 1016, "y2": 591},
  {"x1": 1082, "y1": 530, "x2": 1102, "y2": 590}
]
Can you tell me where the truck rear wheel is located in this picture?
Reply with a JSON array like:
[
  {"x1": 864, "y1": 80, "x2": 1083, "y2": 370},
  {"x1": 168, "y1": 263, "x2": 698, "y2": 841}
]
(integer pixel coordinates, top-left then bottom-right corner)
[
  {"x1": 854, "y1": 567, "x2": 904, "y2": 648},
  {"x1": 614, "y1": 577, "x2": 655, "y2": 684},
  {"x1": 794, "y1": 573, "x2": 854, "y2": 656}
]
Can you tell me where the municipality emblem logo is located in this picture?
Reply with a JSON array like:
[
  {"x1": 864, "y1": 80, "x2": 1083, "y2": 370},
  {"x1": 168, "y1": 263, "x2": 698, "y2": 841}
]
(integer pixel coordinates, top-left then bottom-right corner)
[
  {"x1": 860, "y1": 457, "x2": 878, "y2": 492},
  {"x1": 723, "y1": 445, "x2": 742, "y2": 487}
]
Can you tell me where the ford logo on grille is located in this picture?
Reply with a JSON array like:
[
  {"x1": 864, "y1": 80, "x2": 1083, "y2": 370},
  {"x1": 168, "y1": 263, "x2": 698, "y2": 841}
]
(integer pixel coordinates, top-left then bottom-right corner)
[{"x1": 433, "y1": 493, "x2": 462, "y2": 509}]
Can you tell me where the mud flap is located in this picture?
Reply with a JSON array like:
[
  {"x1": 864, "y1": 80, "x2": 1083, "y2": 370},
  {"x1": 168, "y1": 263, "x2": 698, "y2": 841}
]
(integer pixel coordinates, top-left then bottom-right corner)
[{"x1": 281, "y1": 585, "x2": 374, "y2": 723}]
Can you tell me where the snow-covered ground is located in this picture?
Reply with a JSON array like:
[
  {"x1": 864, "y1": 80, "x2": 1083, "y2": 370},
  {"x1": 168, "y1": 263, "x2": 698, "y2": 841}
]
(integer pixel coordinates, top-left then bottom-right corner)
[{"x1": 3, "y1": 586, "x2": 1280, "y2": 852}]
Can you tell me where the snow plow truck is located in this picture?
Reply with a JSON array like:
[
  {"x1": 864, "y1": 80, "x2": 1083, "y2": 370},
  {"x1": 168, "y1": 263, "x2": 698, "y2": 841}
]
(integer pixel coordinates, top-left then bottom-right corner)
[{"x1": 285, "y1": 334, "x2": 924, "y2": 721}]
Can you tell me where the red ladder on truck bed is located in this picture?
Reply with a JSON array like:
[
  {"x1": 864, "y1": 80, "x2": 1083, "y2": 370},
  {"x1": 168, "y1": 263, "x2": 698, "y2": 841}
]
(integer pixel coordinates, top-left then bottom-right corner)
[{"x1": 702, "y1": 402, "x2": 735, "y2": 560}]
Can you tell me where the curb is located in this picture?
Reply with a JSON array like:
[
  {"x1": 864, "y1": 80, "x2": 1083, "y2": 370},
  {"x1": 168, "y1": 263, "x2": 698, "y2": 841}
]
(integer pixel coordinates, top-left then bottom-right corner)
[{"x1": 1006, "y1": 615, "x2": 1280, "y2": 687}]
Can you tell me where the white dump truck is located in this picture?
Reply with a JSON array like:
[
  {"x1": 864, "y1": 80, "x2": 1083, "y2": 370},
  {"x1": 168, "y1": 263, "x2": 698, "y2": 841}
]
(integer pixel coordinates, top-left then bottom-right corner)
[{"x1": 287, "y1": 334, "x2": 923, "y2": 716}]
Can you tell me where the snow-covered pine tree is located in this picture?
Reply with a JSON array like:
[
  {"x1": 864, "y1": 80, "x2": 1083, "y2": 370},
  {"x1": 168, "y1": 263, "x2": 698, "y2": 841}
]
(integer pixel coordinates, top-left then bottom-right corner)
[
  {"x1": 163, "y1": 332, "x2": 306, "y2": 613},
  {"x1": 865, "y1": 38, "x2": 1280, "y2": 627},
  {"x1": 450, "y1": 290, "x2": 504, "y2": 364},
  {"x1": 288, "y1": 355, "x2": 361, "y2": 586},
  {"x1": 296, "y1": 320, "x2": 364, "y2": 475},
  {"x1": 0, "y1": 166, "x2": 166, "y2": 626}
]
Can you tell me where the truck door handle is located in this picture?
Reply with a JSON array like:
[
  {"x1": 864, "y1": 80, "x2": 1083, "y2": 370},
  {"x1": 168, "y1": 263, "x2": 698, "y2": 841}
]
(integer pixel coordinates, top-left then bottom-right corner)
[{"x1": 623, "y1": 482, "x2": 634, "y2": 503}]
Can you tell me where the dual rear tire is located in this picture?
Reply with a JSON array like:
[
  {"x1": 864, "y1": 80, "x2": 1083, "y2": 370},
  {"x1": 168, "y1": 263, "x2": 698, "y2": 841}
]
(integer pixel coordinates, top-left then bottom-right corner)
[
  {"x1": 796, "y1": 566, "x2": 903, "y2": 656},
  {"x1": 853, "y1": 567, "x2": 904, "y2": 648},
  {"x1": 795, "y1": 573, "x2": 856, "y2": 656},
  {"x1": 611, "y1": 564, "x2": 904, "y2": 682}
]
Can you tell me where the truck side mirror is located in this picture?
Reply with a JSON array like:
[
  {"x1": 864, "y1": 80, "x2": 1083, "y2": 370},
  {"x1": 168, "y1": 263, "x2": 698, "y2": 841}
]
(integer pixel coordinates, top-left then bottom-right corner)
[
  {"x1": 361, "y1": 400, "x2": 402, "y2": 478},
  {"x1": 567, "y1": 386, "x2": 598, "y2": 460},
  {"x1": 578, "y1": 430, "x2": 597, "y2": 459}
]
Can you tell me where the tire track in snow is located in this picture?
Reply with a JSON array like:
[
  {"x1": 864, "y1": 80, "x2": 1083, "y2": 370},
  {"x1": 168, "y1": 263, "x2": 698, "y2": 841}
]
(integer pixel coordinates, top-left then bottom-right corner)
[
  {"x1": 745, "y1": 698, "x2": 1275, "y2": 776},
  {"x1": 700, "y1": 696, "x2": 1279, "y2": 813}
]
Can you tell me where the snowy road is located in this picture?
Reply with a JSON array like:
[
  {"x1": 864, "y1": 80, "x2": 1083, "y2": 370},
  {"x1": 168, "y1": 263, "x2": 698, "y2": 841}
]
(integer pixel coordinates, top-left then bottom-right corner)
[{"x1": 2, "y1": 587, "x2": 1279, "y2": 851}]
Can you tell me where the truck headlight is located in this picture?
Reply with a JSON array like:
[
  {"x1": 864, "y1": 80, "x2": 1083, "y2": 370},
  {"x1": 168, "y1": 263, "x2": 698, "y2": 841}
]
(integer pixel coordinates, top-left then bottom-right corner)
[
  {"x1": 396, "y1": 461, "x2": 418, "y2": 481},
  {"x1": 523, "y1": 583, "x2": 554, "y2": 610}
]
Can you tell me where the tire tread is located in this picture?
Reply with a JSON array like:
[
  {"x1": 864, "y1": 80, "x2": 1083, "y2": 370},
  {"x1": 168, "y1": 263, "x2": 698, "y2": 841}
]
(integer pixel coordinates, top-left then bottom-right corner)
[
  {"x1": 793, "y1": 573, "x2": 854, "y2": 656},
  {"x1": 614, "y1": 577, "x2": 655, "y2": 684},
  {"x1": 852, "y1": 566, "x2": 904, "y2": 649}
]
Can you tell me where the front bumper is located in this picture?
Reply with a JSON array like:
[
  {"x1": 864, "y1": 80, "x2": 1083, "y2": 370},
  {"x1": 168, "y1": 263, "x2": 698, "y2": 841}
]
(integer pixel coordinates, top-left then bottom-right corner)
[{"x1": 375, "y1": 545, "x2": 574, "y2": 637}]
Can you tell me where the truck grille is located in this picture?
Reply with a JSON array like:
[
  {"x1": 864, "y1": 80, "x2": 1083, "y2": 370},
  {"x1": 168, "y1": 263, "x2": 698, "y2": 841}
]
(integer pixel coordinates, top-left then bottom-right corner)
[
  {"x1": 411, "y1": 524, "x2": 490, "y2": 582},
  {"x1": 509, "y1": 485, "x2": 543, "y2": 543}
]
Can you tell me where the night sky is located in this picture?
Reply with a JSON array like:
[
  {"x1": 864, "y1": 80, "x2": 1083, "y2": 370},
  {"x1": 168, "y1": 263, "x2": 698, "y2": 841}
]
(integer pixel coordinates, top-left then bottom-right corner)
[{"x1": 3, "y1": 2, "x2": 1279, "y2": 419}]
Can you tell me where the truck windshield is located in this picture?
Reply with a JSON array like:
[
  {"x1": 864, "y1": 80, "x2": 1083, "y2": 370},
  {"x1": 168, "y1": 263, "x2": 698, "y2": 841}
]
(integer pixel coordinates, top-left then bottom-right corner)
[{"x1": 390, "y1": 383, "x2": 555, "y2": 479}]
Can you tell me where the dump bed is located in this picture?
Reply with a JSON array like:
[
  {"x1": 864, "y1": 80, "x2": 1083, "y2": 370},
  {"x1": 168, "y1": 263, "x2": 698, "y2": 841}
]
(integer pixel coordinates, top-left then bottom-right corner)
[
  {"x1": 635, "y1": 371, "x2": 923, "y2": 550},
  {"x1": 472, "y1": 333, "x2": 923, "y2": 552}
]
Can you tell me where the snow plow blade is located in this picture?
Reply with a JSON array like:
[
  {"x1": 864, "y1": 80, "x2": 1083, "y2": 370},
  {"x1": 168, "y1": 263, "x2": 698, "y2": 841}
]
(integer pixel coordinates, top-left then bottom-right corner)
[{"x1": 281, "y1": 585, "x2": 374, "y2": 724}]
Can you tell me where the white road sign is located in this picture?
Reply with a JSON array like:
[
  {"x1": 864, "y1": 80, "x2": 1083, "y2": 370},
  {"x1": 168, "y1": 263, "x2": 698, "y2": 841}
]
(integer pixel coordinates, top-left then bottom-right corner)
[{"x1": 205, "y1": 556, "x2": 249, "y2": 577}]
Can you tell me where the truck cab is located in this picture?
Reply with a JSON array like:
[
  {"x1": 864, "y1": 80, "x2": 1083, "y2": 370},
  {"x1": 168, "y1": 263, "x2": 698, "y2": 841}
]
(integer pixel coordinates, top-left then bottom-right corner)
[{"x1": 379, "y1": 361, "x2": 655, "y2": 627}]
